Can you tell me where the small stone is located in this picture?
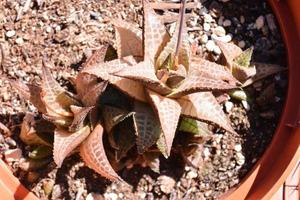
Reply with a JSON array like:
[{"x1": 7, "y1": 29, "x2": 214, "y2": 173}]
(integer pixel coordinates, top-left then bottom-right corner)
[
  {"x1": 4, "y1": 148, "x2": 22, "y2": 162},
  {"x1": 213, "y1": 45, "x2": 221, "y2": 54},
  {"x1": 104, "y1": 192, "x2": 118, "y2": 200},
  {"x1": 46, "y1": 26, "x2": 52, "y2": 33},
  {"x1": 203, "y1": 14, "x2": 213, "y2": 23},
  {"x1": 266, "y1": 14, "x2": 277, "y2": 32},
  {"x1": 52, "y1": 185, "x2": 63, "y2": 200},
  {"x1": 206, "y1": 40, "x2": 215, "y2": 52},
  {"x1": 242, "y1": 100, "x2": 250, "y2": 111},
  {"x1": 15, "y1": 37, "x2": 24, "y2": 45},
  {"x1": 255, "y1": 16, "x2": 265, "y2": 30},
  {"x1": 203, "y1": 23, "x2": 210, "y2": 32},
  {"x1": 203, "y1": 147, "x2": 210, "y2": 158},
  {"x1": 236, "y1": 152, "x2": 245, "y2": 165},
  {"x1": 224, "y1": 101, "x2": 234, "y2": 113},
  {"x1": 199, "y1": 34, "x2": 208, "y2": 44},
  {"x1": 6, "y1": 30, "x2": 16, "y2": 38},
  {"x1": 234, "y1": 144, "x2": 242, "y2": 152},
  {"x1": 204, "y1": 190, "x2": 212, "y2": 197},
  {"x1": 238, "y1": 40, "x2": 246, "y2": 48},
  {"x1": 223, "y1": 19, "x2": 232, "y2": 27},
  {"x1": 158, "y1": 175, "x2": 176, "y2": 194},
  {"x1": 213, "y1": 26, "x2": 226, "y2": 37},
  {"x1": 240, "y1": 16, "x2": 245, "y2": 24},
  {"x1": 212, "y1": 34, "x2": 232, "y2": 43},
  {"x1": 187, "y1": 170, "x2": 198, "y2": 179}
]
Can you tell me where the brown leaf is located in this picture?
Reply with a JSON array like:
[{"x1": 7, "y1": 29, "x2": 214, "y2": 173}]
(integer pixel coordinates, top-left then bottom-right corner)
[
  {"x1": 54, "y1": 126, "x2": 90, "y2": 167},
  {"x1": 146, "y1": 90, "x2": 181, "y2": 157},
  {"x1": 42, "y1": 114, "x2": 72, "y2": 128},
  {"x1": 243, "y1": 62, "x2": 286, "y2": 87},
  {"x1": 80, "y1": 124, "x2": 121, "y2": 181},
  {"x1": 215, "y1": 40, "x2": 243, "y2": 68},
  {"x1": 113, "y1": 60, "x2": 172, "y2": 95},
  {"x1": 232, "y1": 63, "x2": 256, "y2": 82},
  {"x1": 69, "y1": 106, "x2": 94, "y2": 132},
  {"x1": 41, "y1": 64, "x2": 80, "y2": 117},
  {"x1": 113, "y1": 20, "x2": 143, "y2": 59},
  {"x1": 190, "y1": 57, "x2": 239, "y2": 84},
  {"x1": 10, "y1": 80, "x2": 47, "y2": 113},
  {"x1": 102, "y1": 106, "x2": 133, "y2": 133},
  {"x1": 169, "y1": 69, "x2": 238, "y2": 98},
  {"x1": 178, "y1": 92, "x2": 236, "y2": 134},
  {"x1": 82, "y1": 57, "x2": 147, "y2": 102},
  {"x1": 143, "y1": 0, "x2": 170, "y2": 64},
  {"x1": 134, "y1": 101, "x2": 161, "y2": 154},
  {"x1": 81, "y1": 46, "x2": 109, "y2": 70}
]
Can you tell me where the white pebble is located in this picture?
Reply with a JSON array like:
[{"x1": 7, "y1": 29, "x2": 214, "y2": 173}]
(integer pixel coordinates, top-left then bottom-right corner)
[
  {"x1": 234, "y1": 144, "x2": 242, "y2": 152},
  {"x1": 199, "y1": 34, "x2": 208, "y2": 44},
  {"x1": 213, "y1": 45, "x2": 221, "y2": 54},
  {"x1": 212, "y1": 34, "x2": 232, "y2": 43},
  {"x1": 15, "y1": 37, "x2": 24, "y2": 45},
  {"x1": 204, "y1": 14, "x2": 214, "y2": 23},
  {"x1": 187, "y1": 171, "x2": 198, "y2": 179},
  {"x1": 240, "y1": 16, "x2": 245, "y2": 24},
  {"x1": 203, "y1": 23, "x2": 211, "y2": 32},
  {"x1": 255, "y1": 16, "x2": 265, "y2": 30},
  {"x1": 206, "y1": 40, "x2": 215, "y2": 52},
  {"x1": 223, "y1": 19, "x2": 232, "y2": 27},
  {"x1": 46, "y1": 26, "x2": 52, "y2": 33},
  {"x1": 203, "y1": 147, "x2": 211, "y2": 158},
  {"x1": 238, "y1": 40, "x2": 246, "y2": 48},
  {"x1": 224, "y1": 101, "x2": 234, "y2": 113},
  {"x1": 104, "y1": 193, "x2": 118, "y2": 200},
  {"x1": 213, "y1": 26, "x2": 226, "y2": 37},
  {"x1": 6, "y1": 30, "x2": 16, "y2": 38},
  {"x1": 242, "y1": 100, "x2": 250, "y2": 111}
]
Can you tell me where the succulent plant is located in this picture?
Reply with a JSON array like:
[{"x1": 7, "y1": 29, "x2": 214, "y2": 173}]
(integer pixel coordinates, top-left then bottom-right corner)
[{"x1": 10, "y1": 0, "x2": 285, "y2": 182}]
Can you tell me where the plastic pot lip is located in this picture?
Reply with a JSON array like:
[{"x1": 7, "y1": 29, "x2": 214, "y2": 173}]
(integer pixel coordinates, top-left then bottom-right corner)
[{"x1": 0, "y1": 1, "x2": 299, "y2": 200}]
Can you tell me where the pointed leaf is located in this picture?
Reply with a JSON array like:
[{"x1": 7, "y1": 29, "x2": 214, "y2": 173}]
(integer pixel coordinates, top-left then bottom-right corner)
[
  {"x1": 42, "y1": 114, "x2": 72, "y2": 128},
  {"x1": 82, "y1": 57, "x2": 147, "y2": 102},
  {"x1": 169, "y1": 69, "x2": 238, "y2": 98},
  {"x1": 113, "y1": 60, "x2": 172, "y2": 95},
  {"x1": 54, "y1": 126, "x2": 90, "y2": 167},
  {"x1": 102, "y1": 106, "x2": 134, "y2": 133},
  {"x1": 179, "y1": 117, "x2": 212, "y2": 136},
  {"x1": 113, "y1": 20, "x2": 143, "y2": 59},
  {"x1": 233, "y1": 47, "x2": 254, "y2": 67},
  {"x1": 69, "y1": 106, "x2": 94, "y2": 132},
  {"x1": 20, "y1": 113, "x2": 54, "y2": 146},
  {"x1": 41, "y1": 64, "x2": 80, "y2": 117},
  {"x1": 190, "y1": 57, "x2": 239, "y2": 84},
  {"x1": 81, "y1": 81, "x2": 108, "y2": 107},
  {"x1": 80, "y1": 124, "x2": 121, "y2": 181},
  {"x1": 243, "y1": 62, "x2": 286, "y2": 87},
  {"x1": 134, "y1": 101, "x2": 161, "y2": 154},
  {"x1": 215, "y1": 40, "x2": 243, "y2": 68},
  {"x1": 178, "y1": 92, "x2": 236, "y2": 134},
  {"x1": 143, "y1": 0, "x2": 170, "y2": 64},
  {"x1": 146, "y1": 90, "x2": 181, "y2": 157},
  {"x1": 232, "y1": 63, "x2": 256, "y2": 82},
  {"x1": 10, "y1": 80, "x2": 47, "y2": 113},
  {"x1": 113, "y1": 118, "x2": 136, "y2": 161},
  {"x1": 81, "y1": 46, "x2": 110, "y2": 70}
]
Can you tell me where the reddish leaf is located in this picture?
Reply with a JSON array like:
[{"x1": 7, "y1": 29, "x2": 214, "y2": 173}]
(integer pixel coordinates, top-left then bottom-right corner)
[
  {"x1": 134, "y1": 101, "x2": 161, "y2": 154},
  {"x1": 169, "y1": 69, "x2": 238, "y2": 98},
  {"x1": 233, "y1": 47, "x2": 254, "y2": 67},
  {"x1": 243, "y1": 62, "x2": 286, "y2": 87},
  {"x1": 41, "y1": 64, "x2": 80, "y2": 117},
  {"x1": 113, "y1": 60, "x2": 172, "y2": 95},
  {"x1": 232, "y1": 63, "x2": 256, "y2": 82},
  {"x1": 146, "y1": 90, "x2": 181, "y2": 157},
  {"x1": 42, "y1": 114, "x2": 72, "y2": 128},
  {"x1": 215, "y1": 40, "x2": 242, "y2": 68},
  {"x1": 10, "y1": 80, "x2": 47, "y2": 113},
  {"x1": 54, "y1": 126, "x2": 90, "y2": 167},
  {"x1": 143, "y1": 0, "x2": 170, "y2": 64},
  {"x1": 80, "y1": 124, "x2": 121, "y2": 181},
  {"x1": 190, "y1": 57, "x2": 239, "y2": 84},
  {"x1": 81, "y1": 46, "x2": 109, "y2": 70},
  {"x1": 178, "y1": 92, "x2": 236, "y2": 134},
  {"x1": 113, "y1": 20, "x2": 143, "y2": 59},
  {"x1": 69, "y1": 106, "x2": 94, "y2": 132},
  {"x1": 82, "y1": 57, "x2": 147, "y2": 102}
]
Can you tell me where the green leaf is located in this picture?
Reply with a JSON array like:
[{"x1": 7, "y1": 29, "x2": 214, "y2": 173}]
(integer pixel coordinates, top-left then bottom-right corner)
[
  {"x1": 233, "y1": 47, "x2": 253, "y2": 67},
  {"x1": 28, "y1": 145, "x2": 53, "y2": 160},
  {"x1": 179, "y1": 117, "x2": 212, "y2": 137}
]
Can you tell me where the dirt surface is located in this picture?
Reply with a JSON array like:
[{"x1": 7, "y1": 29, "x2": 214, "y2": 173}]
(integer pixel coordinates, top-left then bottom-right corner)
[{"x1": 0, "y1": 0, "x2": 287, "y2": 199}]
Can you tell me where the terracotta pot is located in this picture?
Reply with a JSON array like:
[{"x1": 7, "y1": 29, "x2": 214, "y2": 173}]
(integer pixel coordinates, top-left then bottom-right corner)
[{"x1": 0, "y1": 0, "x2": 299, "y2": 199}]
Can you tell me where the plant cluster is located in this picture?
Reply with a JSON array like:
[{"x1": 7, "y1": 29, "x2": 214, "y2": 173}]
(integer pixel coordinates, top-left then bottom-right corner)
[{"x1": 11, "y1": 0, "x2": 284, "y2": 181}]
